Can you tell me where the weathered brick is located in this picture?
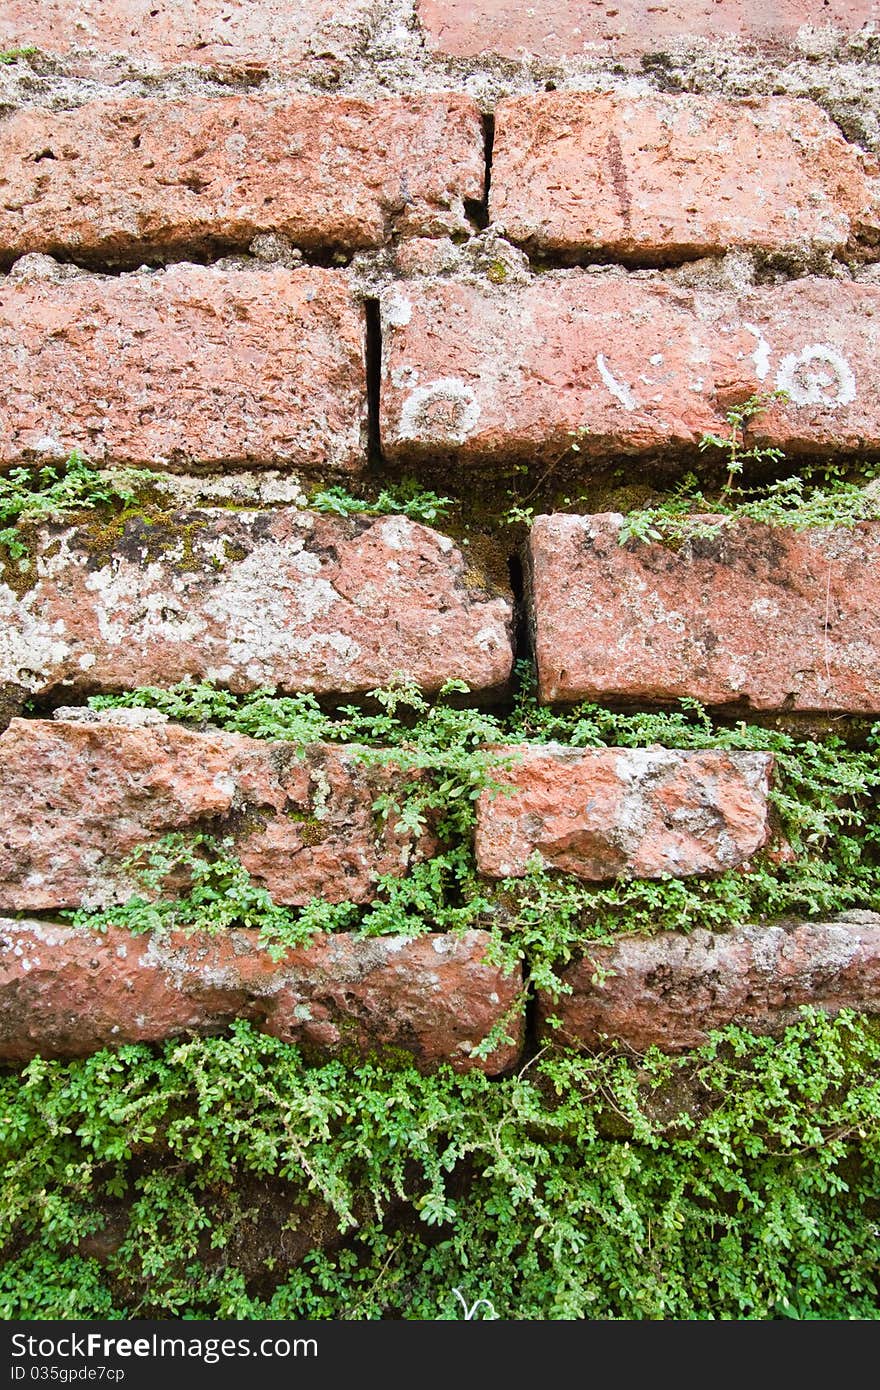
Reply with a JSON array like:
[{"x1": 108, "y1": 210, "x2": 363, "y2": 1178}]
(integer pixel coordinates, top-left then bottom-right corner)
[
  {"x1": 475, "y1": 745, "x2": 774, "y2": 881},
  {"x1": 530, "y1": 513, "x2": 880, "y2": 712},
  {"x1": 537, "y1": 912, "x2": 880, "y2": 1052},
  {"x1": 0, "y1": 95, "x2": 484, "y2": 265},
  {"x1": 380, "y1": 274, "x2": 880, "y2": 464},
  {"x1": 417, "y1": 0, "x2": 877, "y2": 60},
  {"x1": 0, "y1": 1, "x2": 375, "y2": 74},
  {"x1": 0, "y1": 265, "x2": 365, "y2": 473},
  {"x1": 0, "y1": 718, "x2": 430, "y2": 912},
  {"x1": 0, "y1": 508, "x2": 513, "y2": 702},
  {"x1": 0, "y1": 919, "x2": 522, "y2": 1072},
  {"x1": 491, "y1": 93, "x2": 880, "y2": 262}
]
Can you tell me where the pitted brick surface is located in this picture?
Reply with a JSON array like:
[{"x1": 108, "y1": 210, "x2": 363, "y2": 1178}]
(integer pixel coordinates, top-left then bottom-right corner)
[
  {"x1": 0, "y1": 95, "x2": 484, "y2": 263},
  {"x1": 0, "y1": 918, "x2": 522, "y2": 1073},
  {"x1": 529, "y1": 513, "x2": 880, "y2": 712},
  {"x1": 491, "y1": 93, "x2": 880, "y2": 262},
  {"x1": 0, "y1": 509, "x2": 513, "y2": 701},
  {"x1": 0, "y1": 719, "x2": 432, "y2": 911},
  {"x1": 380, "y1": 275, "x2": 880, "y2": 465},
  {"x1": 538, "y1": 914, "x2": 880, "y2": 1051},
  {"x1": 476, "y1": 745, "x2": 774, "y2": 881},
  {"x1": 0, "y1": 265, "x2": 365, "y2": 474}
]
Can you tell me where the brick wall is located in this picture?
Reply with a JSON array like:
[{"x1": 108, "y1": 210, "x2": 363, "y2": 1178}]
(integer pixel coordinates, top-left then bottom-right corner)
[{"x1": 2, "y1": 0, "x2": 880, "y2": 1072}]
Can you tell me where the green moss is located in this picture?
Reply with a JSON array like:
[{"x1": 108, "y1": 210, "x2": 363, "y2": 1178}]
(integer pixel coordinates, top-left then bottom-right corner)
[{"x1": 284, "y1": 809, "x2": 328, "y2": 847}]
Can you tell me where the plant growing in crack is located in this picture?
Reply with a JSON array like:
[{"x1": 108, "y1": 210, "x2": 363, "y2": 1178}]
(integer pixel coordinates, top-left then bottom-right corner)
[{"x1": 0, "y1": 451, "x2": 151, "y2": 572}]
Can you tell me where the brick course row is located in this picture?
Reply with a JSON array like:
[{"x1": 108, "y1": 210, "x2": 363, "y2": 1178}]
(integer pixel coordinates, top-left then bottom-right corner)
[
  {"x1": 4, "y1": 910, "x2": 880, "y2": 1065},
  {"x1": 2, "y1": 91, "x2": 875, "y2": 267},
  {"x1": 3, "y1": 267, "x2": 880, "y2": 475},
  {"x1": 0, "y1": 720, "x2": 777, "y2": 912},
  {"x1": 2, "y1": 1, "x2": 873, "y2": 72},
  {"x1": 3, "y1": 506, "x2": 879, "y2": 715}
]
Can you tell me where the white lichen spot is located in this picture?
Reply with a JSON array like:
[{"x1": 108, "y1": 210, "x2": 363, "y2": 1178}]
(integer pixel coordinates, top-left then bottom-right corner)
[
  {"x1": 0, "y1": 585, "x2": 71, "y2": 687},
  {"x1": 383, "y1": 291, "x2": 413, "y2": 328},
  {"x1": 379, "y1": 515, "x2": 416, "y2": 551},
  {"x1": 474, "y1": 625, "x2": 501, "y2": 652},
  {"x1": 398, "y1": 378, "x2": 481, "y2": 443},
  {"x1": 212, "y1": 772, "x2": 236, "y2": 800},
  {"x1": 596, "y1": 353, "x2": 637, "y2": 411},
  {"x1": 78, "y1": 653, "x2": 97, "y2": 671},
  {"x1": 776, "y1": 345, "x2": 856, "y2": 408},
  {"x1": 310, "y1": 769, "x2": 332, "y2": 822},
  {"x1": 750, "y1": 597, "x2": 780, "y2": 620},
  {"x1": 391, "y1": 364, "x2": 419, "y2": 389}
]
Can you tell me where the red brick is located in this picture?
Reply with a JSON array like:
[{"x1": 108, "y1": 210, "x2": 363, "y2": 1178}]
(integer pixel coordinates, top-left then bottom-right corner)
[
  {"x1": 0, "y1": 508, "x2": 513, "y2": 702},
  {"x1": 0, "y1": 919, "x2": 523, "y2": 1073},
  {"x1": 475, "y1": 745, "x2": 774, "y2": 881},
  {"x1": 0, "y1": 718, "x2": 431, "y2": 912},
  {"x1": 417, "y1": 0, "x2": 877, "y2": 61},
  {"x1": 530, "y1": 513, "x2": 880, "y2": 712},
  {"x1": 491, "y1": 93, "x2": 880, "y2": 262},
  {"x1": 380, "y1": 275, "x2": 880, "y2": 464},
  {"x1": 0, "y1": 94, "x2": 484, "y2": 265},
  {"x1": 0, "y1": 265, "x2": 365, "y2": 473},
  {"x1": 0, "y1": 1, "x2": 375, "y2": 74},
  {"x1": 537, "y1": 913, "x2": 880, "y2": 1052}
]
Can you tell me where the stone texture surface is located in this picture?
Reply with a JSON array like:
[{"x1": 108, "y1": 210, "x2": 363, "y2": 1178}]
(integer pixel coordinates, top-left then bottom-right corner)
[
  {"x1": 537, "y1": 913, "x2": 880, "y2": 1052},
  {"x1": 0, "y1": 919, "x2": 522, "y2": 1072},
  {"x1": 491, "y1": 93, "x2": 880, "y2": 262},
  {"x1": 417, "y1": 0, "x2": 877, "y2": 60},
  {"x1": 0, "y1": 95, "x2": 484, "y2": 265},
  {"x1": 0, "y1": 265, "x2": 365, "y2": 473},
  {"x1": 0, "y1": 719, "x2": 430, "y2": 911},
  {"x1": 0, "y1": 1, "x2": 375, "y2": 74},
  {"x1": 530, "y1": 513, "x2": 880, "y2": 712},
  {"x1": 0, "y1": 508, "x2": 513, "y2": 701},
  {"x1": 475, "y1": 745, "x2": 774, "y2": 881},
  {"x1": 380, "y1": 274, "x2": 880, "y2": 464}
]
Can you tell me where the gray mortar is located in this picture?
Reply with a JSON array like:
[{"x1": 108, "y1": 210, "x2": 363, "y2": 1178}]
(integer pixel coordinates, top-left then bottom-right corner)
[{"x1": 0, "y1": 0, "x2": 878, "y2": 143}]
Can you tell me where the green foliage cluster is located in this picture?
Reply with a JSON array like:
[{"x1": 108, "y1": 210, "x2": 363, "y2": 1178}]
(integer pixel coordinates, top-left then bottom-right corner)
[
  {"x1": 82, "y1": 675, "x2": 880, "y2": 1004},
  {"x1": 618, "y1": 395, "x2": 880, "y2": 545},
  {"x1": 2, "y1": 1012, "x2": 880, "y2": 1319},
  {"x1": 0, "y1": 452, "x2": 147, "y2": 569},
  {"x1": 0, "y1": 46, "x2": 37, "y2": 64},
  {"x1": 307, "y1": 481, "x2": 452, "y2": 524},
  {"x1": 69, "y1": 833, "x2": 349, "y2": 962}
]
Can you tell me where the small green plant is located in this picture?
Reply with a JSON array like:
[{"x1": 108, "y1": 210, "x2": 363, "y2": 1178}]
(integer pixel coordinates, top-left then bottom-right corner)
[
  {"x1": 68, "y1": 833, "x2": 352, "y2": 960},
  {"x1": 698, "y1": 390, "x2": 788, "y2": 497},
  {"x1": 0, "y1": 452, "x2": 149, "y2": 570},
  {"x1": 617, "y1": 392, "x2": 880, "y2": 546},
  {"x1": 502, "y1": 428, "x2": 591, "y2": 527},
  {"x1": 308, "y1": 480, "x2": 452, "y2": 524},
  {"x1": 0, "y1": 45, "x2": 37, "y2": 64}
]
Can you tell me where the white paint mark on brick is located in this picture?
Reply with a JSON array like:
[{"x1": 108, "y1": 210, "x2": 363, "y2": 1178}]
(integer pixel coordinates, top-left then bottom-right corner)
[
  {"x1": 776, "y1": 344, "x2": 856, "y2": 408},
  {"x1": 596, "y1": 353, "x2": 637, "y2": 411},
  {"x1": 742, "y1": 323, "x2": 772, "y2": 380}
]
